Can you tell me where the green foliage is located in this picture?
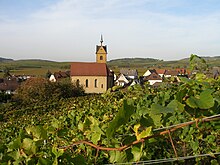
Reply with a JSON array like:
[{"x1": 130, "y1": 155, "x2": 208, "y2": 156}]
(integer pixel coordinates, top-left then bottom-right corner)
[
  {"x1": 0, "y1": 92, "x2": 12, "y2": 103},
  {"x1": 0, "y1": 77, "x2": 219, "y2": 164},
  {"x1": 190, "y1": 54, "x2": 208, "y2": 74},
  {"x1": 45, "y1": 70, "x2": 52, "y2": 78},
  {"x1": 2, "y1": 66, "x2": 11, "y2": 77},
  {"x1": 186, "y1": 89, "x2": 214, "y2": 109},
  {"x1": 13, "y1": 78, "x2": 84, "y2": 105},
  {"x1": 58, "y1": 78, "x2": 85, "y2": 98},
  {"x1": 106, "y1": 99, "x2": 135, "y2": 139}
]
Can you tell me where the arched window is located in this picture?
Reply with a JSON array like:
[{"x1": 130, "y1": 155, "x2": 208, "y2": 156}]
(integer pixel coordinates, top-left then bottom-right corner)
[
  {"x1": 85, "y1": 79, "x2": 88, "y2": 87},
  {"x1": 94, "y1": 79, "x2": 97, "y2": 88},
  {"x1": 100, "y1": 56, "x2": 103, "y2": 60},
  {"x1": 76, "y1": 79, "x2": 80, "y2": 87}
]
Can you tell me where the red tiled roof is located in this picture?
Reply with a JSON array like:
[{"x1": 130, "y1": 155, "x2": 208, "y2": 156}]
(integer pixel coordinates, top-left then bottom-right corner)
[
  {"x1": 70, "y1": 62, "x2": 111, "y2": 76},
  {"x1": 0, "y1": 79, "x2": 19, "y2": 91},
  {"x1": 175, "y1": 68, "x2": 187, "y2": 74},
  {"x1": 164, "y1": 70, "x2": 179, "y2": 76},
  {"x1": 54, "y1": 71, "x2": 69, "y2": 79},
  {"x1": 156, "y1": 69, "x2": 166, "y2": 74}
]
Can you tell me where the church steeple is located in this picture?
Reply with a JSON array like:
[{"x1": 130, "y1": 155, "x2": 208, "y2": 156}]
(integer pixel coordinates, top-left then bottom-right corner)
[
  {"x1": 96, "y1": 35, "x2": 107, "y2": 63},
  {"x1": 100, "y1": 34, "x2": 103, "y2": 46}
]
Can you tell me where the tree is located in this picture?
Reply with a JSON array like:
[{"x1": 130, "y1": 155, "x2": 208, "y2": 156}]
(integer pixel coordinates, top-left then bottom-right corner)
[
  {"x1": 57, "y1": 78, "x2": 84, "y2": 98},
  {"x1": 45, "y1": 70, "x2": 52, "y2": 79},
  {"x1": 13, "y1": 78, "x2": 54, "y2": 104},
  {"x1": 3, "y1": 67, "x2": 12, "y2": 78},
  {"x1": 13, "y1": 78, "x2": 84, "y2": 105}
]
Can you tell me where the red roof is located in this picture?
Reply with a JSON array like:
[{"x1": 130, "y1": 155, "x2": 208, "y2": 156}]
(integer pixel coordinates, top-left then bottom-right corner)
[
  {"x1": 70, "y1": 62, "x2": 112, "y2": 76},
  {"x1": 164, "y1": 70, "x2": 179, "y2": 76},
  {"x1": 155, "y1": 69, "x2": 166, "y2": 74},
  {"x1": 175, "y1": 68, "x2": 187, "y2": 75},
  {"x1": 0, "y1": 78, "x2": 19, "y2": 91},
  {"x1": 54, "y1": 71, "x2": 69, "y2": 79}
]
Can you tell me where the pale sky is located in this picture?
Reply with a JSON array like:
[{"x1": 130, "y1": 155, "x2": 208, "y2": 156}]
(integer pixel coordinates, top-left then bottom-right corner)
[{"x1": 0, "y1": 0, "x2": 220, "y2": 62}]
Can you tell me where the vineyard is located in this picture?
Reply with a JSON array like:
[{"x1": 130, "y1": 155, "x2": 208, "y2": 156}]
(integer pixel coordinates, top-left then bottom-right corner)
[{"x1": 0, "y1": 76, "x2": 220, "y2": 164}]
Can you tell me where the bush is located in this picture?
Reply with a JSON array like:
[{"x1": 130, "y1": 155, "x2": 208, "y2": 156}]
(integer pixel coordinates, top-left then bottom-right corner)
[
  {"x1": 57, "y1": 78, "x2": 84, "y2": 98},
  {"x1": 0, "y1": 92, "x2": 12, "y2": 102},
  {"x1": 13, "y1": 78, "x2": 84, "y2": 104}
]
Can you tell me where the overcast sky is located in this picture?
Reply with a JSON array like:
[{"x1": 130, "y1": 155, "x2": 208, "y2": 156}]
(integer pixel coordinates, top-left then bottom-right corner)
[{"x1": 0, "y1": 0, "x2": 220, "y2": 62}]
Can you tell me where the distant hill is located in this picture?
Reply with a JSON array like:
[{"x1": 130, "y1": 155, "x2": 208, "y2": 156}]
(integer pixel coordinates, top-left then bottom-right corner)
[
  {"x1": 109, "y1": 57, "x2": 161, "y2": 63},
  {"x1": 0, "y1": 57, "x2": 13, "y2": 62},
  {"x1": 107, "y1": 58, "x2": 162, "y2": 68},
  {"x1": 16, "y1": 59, "x2": 56, "y2": 62},
  {"x1": 0, "y1": 58, "x2": 70, "y2": 71},
  {"x1": 0, "y1": 56, "x2": 219, "y2": 77},
  {"x1": 180, "y1": 56, "x2": 220, "y2": 61},
  {"x1": 107, "y1": 56, "x2": 220, "y2": 71}
]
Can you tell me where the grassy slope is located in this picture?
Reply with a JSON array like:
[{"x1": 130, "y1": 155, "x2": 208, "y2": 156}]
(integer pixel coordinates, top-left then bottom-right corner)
[
  {"x1": 108, "y1": 57, "x2": 220, "y2": 75},
  {"x1": 0, "y1": 59, "x2": 71, "y2": 77},
  {"x1": 0, "y1": 57, "x2": 219, "y2": 77}
]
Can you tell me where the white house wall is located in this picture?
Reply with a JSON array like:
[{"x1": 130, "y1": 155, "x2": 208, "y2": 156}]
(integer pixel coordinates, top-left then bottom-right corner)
[
  {"x1": 148, "y1": 80, "x2": 163, "y2": 85},
  {"x1": 143, "y1": 70, "x2": 152, "y2": 77}
]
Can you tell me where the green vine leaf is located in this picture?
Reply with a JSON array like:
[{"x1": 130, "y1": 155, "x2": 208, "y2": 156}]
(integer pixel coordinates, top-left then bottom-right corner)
[
  {"x1": 106, "y1": 100, "x2": 134, "y2": 139},
  {"x1": 22, "y1": 138, "x2": 37, "y2": 155},
  {"x1": 167, "y1": 100, "x2": 185, "y2": 113},
  {"x1": 149, "y1": 113, "x2": 162, "y2": 127},
  {"x1": 26, "y1": 125, "x2": 47, "y2": 141},
  {"x1": 8, "y1": 137, "x2": 21, "y2": 150},
  {"x1": 186, "y1": 97, "x2": 198, "y2": 108},
  {"x1": 198, "y1": 89, "x2": 214, "y2": 109},
  {"x1": 51, "y1": 118, "x2": 61, "y2": 129},
  {"x1": 7, "y1": 150, "x2": 21, "y2": 162},
  {"x1": 186, "y1": 89, "x2": 214, "y2": 109},
  {"x1": 109, "y1": 151, "x2": 127, "y2": 163},
  {"x1": 131, "y1": 144, "x2": 143, "y2": 161},
  {"x1": 150, "y1": 103, "x2": 174, "y2": 114},
  {"x1": 134, "y1": 124, "x2": 152, "y2": 141},
  {"x1": 37, "y1": 157, "x2": 52, "y2": 165}
]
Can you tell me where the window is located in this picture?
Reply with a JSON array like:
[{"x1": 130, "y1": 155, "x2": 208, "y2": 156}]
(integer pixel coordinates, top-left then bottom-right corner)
[
  {"x1": 100, "y1": 56, "x2": 103, "y2": 60},
  {"x1": 101, "y1": 84, "x2": 104, "y2": 88},
  {"x1": 85, "y1": 79, "x2": 88, "y2": 87},
  {"x1": 95, "y1": 79, "x2": 97, "y2": 88},
  {"x1": 76, "y1": 79, "x2": 80, "y2": 87}
]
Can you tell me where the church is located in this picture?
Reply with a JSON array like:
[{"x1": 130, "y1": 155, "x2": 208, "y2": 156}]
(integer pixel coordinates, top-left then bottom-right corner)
[{"x1": 70, "y1": 36, "x2": 114, "y2": 93}]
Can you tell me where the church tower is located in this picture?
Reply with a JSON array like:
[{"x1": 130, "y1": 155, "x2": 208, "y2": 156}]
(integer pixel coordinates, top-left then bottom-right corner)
[{"x1": 96, "y1": 35, "x2": 107, "y2": 63}]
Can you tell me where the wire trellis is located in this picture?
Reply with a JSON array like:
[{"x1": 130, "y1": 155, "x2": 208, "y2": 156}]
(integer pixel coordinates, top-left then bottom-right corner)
[{"x1": 105, "y1": 152, "x2": 220, "y2": 165}]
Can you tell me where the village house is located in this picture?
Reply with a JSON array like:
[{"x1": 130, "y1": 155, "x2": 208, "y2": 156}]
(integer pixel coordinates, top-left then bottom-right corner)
[
  {"x1": 70, "y1": 36, "x2": 114, "y2": 93},
  {"x1": 164, "y1": 70, "x2": 179, "y2": 78},
  {"x1": 0, "y1": 77, "x2": 20, "y2": 94},
  {"x1": 115, "y1": 68, "x2": 139, "y2": 87},
  {"x1": 143, "y1": 69, "x2": 157, "y2": 77},
  {"x1": 155, "y1": 69, "x2": 166, "y2": 77},
  {"x1": 175, "y1": 68, "x2": 187, "y2": 75},
  {"x1": 49, "y1": 71, "x2": 70, "y2": 82},
  {"x1": 119, "y1": 68, "x2": 138, "y2": 80},
  {"x1": 115, "y1": 74, "x2": 129, "y2": 87},
  {"x1": 143, "y1": 72, "x2": 163, "y2": 85}
]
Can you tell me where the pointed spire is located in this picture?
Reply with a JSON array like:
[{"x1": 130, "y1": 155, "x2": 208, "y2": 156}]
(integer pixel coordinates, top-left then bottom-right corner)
[{"x1": 100, "y1": 34, "x2": 103, "y2": 46}]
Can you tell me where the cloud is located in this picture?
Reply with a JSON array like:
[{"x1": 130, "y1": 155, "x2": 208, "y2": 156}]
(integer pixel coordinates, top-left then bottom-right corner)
[{"x1": 0, "y1": 0, "x2": 220, "y2": 61}]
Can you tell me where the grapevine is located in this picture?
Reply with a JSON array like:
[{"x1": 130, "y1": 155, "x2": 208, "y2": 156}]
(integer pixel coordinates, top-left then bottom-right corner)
[{"x1": 0, "y1": 77, "x2": 219, "y2": 164}]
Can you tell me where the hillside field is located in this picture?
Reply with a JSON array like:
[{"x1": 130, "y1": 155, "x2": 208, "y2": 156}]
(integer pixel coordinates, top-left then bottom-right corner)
[{"x1": 0, "y1": 56, "x2": 220, "y2": 77}]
